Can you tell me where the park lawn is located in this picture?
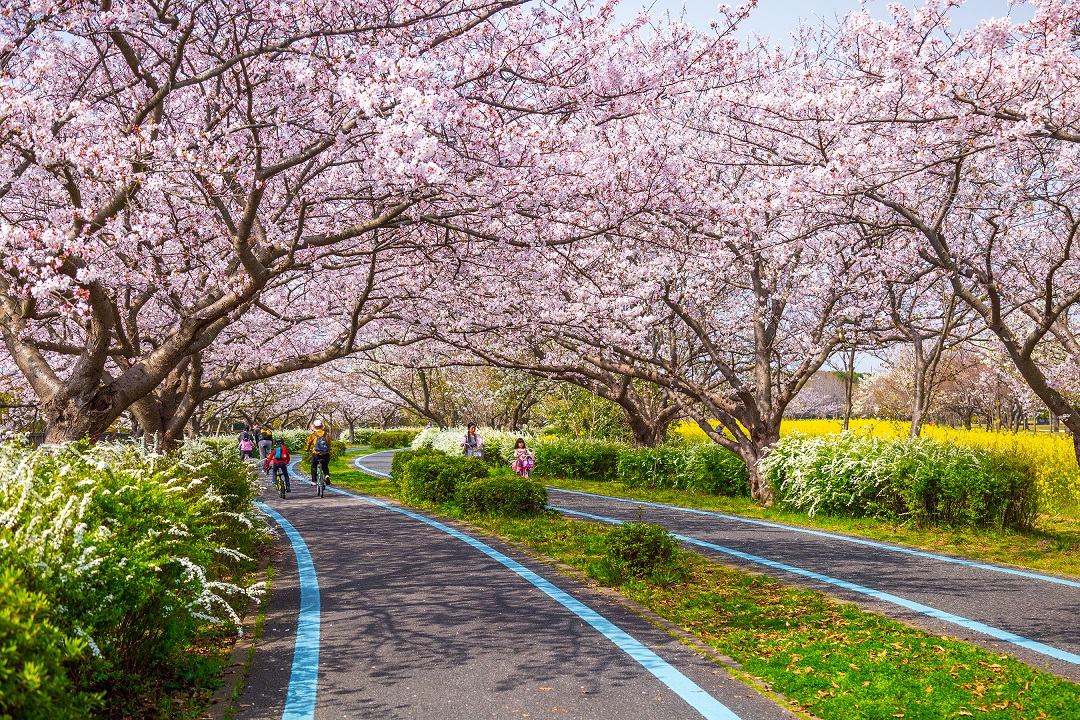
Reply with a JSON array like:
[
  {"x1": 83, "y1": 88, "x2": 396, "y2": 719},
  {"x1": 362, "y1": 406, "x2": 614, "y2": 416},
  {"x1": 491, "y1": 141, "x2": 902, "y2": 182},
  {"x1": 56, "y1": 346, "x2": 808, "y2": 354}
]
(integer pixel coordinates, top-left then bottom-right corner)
[
  {"x1": 331, "y1": 450, "x2": 398, "y2": 496},
  {"x1": 478, "y1": 512, "x2": 1080, "y2": 720},
  {"x1": 543, "y1": 476, "x2": 1080, "y2": 581},
  {"x1": 336, "y1": 454, "x2": 1080, "y2": 720}
]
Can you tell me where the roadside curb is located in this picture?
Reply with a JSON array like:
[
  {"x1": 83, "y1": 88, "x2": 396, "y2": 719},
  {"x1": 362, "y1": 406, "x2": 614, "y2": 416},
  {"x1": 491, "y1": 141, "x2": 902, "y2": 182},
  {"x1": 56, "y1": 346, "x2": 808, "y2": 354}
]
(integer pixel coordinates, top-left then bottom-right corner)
[{"x1": 203, "y1": 544, "x2": 274, "y2": 720}]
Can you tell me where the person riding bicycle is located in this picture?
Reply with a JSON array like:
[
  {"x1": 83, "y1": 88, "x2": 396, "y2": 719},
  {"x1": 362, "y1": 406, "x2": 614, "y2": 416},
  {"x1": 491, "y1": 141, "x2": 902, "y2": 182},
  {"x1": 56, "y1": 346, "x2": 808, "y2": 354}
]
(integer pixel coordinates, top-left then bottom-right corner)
[
  {"x1": 238, "y1": 427, "x2": 255, "y2": 460},
  {"x1": 265, "y1": 437, "x2": 291, "y2": 493},
  {"x1": 306, "y1": 419, "x2": 332, "y2": 486},
  {"x1": 257, "y1": 424, "x2": 274, "y2": 466}
]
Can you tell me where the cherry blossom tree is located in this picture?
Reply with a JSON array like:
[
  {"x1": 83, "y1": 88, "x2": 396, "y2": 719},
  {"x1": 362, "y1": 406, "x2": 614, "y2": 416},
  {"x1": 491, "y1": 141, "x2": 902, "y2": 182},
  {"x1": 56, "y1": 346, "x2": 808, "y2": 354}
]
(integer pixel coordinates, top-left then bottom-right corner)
[
  {"x1": 0, "y1": 0, "x2": 687, "y2": 444},
  {"x1": 331, "y1": 344, "x2": 553, "y2": 430},
  {"x1": 754, "y1": 0, "x2": 1080, "y2": 460},
  {"x1": 438, "y1": 335, "x2": 685, "y2": 445},
  {"x1": 875, "y1": 269, "x2": 977, "y2": 436},
  {"x1": 786, "y1": 372, "x2": 847, "y2": 420}
]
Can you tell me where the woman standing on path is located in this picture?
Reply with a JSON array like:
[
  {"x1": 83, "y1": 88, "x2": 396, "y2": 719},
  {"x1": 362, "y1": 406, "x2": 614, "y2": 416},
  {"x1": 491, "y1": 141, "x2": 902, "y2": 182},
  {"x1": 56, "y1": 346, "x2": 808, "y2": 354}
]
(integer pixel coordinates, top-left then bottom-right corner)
[
  {"x1": 512, "y1": 438, "x2": 534, "y2": 478},
  {"x1": 462, "y1": 423, "x2": 484, "y2": 458}
]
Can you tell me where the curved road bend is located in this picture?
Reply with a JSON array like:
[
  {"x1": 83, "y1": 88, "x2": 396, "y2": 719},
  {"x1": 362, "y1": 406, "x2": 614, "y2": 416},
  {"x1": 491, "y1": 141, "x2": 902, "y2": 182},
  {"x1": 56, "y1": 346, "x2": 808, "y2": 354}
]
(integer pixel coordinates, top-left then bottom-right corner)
[
  {"x1": 237, "y1": 455, "x2": 796, "y2": 720},
  {"x1": 539, "y1": 486, "x2": 1080, "y2": 680},
  {"x1": 357, "y1": 451, "x2": 1080, "y2": 681}
]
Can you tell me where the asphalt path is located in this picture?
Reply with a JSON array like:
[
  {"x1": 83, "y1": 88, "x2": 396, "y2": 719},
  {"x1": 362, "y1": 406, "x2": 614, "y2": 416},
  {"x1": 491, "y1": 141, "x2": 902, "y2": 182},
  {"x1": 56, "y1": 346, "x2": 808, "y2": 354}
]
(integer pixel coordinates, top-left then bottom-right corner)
[
  {"x1": 541, "y1": 486, "x2": 1080, "y2": 680},
  {"x1": 236, "y1": 453, "x2": 797, "y2": 720},
  {"x1": 357, "y1": 450, "x2": 1080, "y2": 680}
]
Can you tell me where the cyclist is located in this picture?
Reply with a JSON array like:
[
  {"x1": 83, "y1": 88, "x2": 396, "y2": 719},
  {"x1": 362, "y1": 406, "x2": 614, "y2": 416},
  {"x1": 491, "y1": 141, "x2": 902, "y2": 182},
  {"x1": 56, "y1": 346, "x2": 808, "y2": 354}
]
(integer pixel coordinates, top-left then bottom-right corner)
[
  {"x1": 306, "y1": 419, "x2": 332, "y2": 486},
  {"x1": 265, "y1": 437, "x2": 291, "y2": 493},
  {"x1": 257, "y1": 424, "x2": 274, "y2": 467},
  {"x1": 238, "y1": 427, "x2": 255, "y2": 460}
]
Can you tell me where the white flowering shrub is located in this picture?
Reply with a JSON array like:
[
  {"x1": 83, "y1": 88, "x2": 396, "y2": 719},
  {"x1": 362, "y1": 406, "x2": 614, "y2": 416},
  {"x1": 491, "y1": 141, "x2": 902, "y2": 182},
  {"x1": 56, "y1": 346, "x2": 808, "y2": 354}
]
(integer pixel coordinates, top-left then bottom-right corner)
[
  {"x1": 0, "y1": 439, "x2": 267, "y2": 717},
  {"x1": 278, "y1": 428, "x2": 315, "y2": 451},
  {"x1": 412, "y1": 427, "x2": 532, "y2": 466},
  {"x1": 761, "y1": 433, "x2": 1038, "y2": 528}
]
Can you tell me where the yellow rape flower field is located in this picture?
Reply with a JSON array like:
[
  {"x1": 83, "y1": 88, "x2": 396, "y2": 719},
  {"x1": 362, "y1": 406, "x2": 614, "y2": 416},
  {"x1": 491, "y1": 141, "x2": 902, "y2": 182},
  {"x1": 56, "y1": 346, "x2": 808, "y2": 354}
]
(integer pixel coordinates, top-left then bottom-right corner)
[{"x1": 673, "y1": 419, "x2": 1080, "y2": 517}]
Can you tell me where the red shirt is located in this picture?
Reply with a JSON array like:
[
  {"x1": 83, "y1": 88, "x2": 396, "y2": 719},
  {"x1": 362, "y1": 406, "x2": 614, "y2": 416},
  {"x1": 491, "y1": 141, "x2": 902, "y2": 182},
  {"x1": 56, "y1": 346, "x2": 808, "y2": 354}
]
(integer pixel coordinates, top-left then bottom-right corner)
[{"x1": 266, "y1": 446, "x2": 291, "y2": 468}]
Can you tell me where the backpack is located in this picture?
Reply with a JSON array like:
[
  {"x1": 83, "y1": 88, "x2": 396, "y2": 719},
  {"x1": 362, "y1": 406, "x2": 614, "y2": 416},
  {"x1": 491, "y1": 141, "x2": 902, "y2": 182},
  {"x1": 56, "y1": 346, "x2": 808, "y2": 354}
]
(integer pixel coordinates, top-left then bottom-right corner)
[
  {"x1": 261, "y1": 428, "x2": 273, "y2": 441},
  {"x1": 314, "y1": 433, "x2": 330, "y2": 454},
  {"x1": 273, "y1": 445, "x2": 285, "y2": 461}
]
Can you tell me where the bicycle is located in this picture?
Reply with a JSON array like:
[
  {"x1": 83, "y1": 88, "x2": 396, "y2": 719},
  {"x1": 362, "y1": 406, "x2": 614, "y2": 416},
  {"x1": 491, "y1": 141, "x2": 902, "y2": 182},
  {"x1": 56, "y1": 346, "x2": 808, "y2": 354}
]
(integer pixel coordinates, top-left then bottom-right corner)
[
  {"x1": 272, "y1": 465, "x2": 288, "y2": 499},
  {"x1": 314, "y1": 463, "x2": 326, "y2": 498}
]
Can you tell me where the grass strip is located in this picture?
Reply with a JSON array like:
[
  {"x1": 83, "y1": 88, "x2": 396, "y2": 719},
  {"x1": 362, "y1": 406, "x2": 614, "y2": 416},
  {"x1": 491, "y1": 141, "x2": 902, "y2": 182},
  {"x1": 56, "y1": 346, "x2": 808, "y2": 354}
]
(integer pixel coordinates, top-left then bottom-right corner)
[
  {"x1": 222, "y1": 562, "x2": 274, "y2": 720},
  {"x1": 542, "y1": 476, "x2": 1080, "y2": 580},
  {"x1": 331, "y1": 456, "x2": 1080, "y2": 720}
]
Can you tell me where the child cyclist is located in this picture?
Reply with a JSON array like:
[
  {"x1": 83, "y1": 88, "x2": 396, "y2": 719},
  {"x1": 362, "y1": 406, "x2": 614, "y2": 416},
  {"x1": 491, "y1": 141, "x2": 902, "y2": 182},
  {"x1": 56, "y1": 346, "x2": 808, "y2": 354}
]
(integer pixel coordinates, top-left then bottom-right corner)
[
  {"x1": 265, "y1": 437, "x2": 291, "y2": 493},
  {"x1": 512, "y1": 438, "x2": 534, "y2": 478}
]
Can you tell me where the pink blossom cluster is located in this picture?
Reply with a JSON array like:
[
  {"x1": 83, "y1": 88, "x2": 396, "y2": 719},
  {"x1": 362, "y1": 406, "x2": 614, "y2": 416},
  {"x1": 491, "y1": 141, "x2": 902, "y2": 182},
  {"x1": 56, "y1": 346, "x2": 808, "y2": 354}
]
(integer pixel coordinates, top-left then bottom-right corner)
[{"x1": 1, "y1": 0, "x2": 1079, "y2": 475}]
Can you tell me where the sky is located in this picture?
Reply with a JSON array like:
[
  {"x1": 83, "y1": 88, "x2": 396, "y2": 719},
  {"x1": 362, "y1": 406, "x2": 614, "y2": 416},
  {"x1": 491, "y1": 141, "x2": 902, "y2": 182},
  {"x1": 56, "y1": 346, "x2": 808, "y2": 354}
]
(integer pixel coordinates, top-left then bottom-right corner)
[{"x1": 614, "y1": 0, "x2": 1035, "y2": 40}]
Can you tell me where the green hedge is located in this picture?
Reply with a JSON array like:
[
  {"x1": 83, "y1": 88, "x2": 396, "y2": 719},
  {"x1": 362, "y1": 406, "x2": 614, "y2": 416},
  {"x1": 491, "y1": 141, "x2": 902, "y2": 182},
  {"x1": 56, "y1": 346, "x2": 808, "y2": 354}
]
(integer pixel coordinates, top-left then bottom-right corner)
[
  {"x1": 603, "y1": 522, "x2": 680, "y2": 577},
  {"x1": 393, "y1": 449, "x2": 546, "y2": 516},
  {"x1": 762, "y1": 433, "x2": 1039, "y2": 530},
  {"x1": 390, "y1": 447, "x2": 441, "y2": 478},
  {"x1": 533, "y1": 439, "x2": 622, "y2": 482},
  {"x1": 399, "y1": 454, "x2": 488, "y2": 504},
  {"x1": 532, "y1": 438, "x2": 749, "y2": 496},
  {"x1": 0, "y1": 565, "x2": 95, "y2": 719},
  {"x1": 0, "y1": 440, "x2": 265, "y2": 717},
  {"x1": 370, "y1": 429, "x2": 421, "y2": 450},
  {"x1": 455, "y1": 469, "x2": 547, "y2": 515},
  {"x1": 616, "y1": 444, "x2": 750, "y2": 495}
]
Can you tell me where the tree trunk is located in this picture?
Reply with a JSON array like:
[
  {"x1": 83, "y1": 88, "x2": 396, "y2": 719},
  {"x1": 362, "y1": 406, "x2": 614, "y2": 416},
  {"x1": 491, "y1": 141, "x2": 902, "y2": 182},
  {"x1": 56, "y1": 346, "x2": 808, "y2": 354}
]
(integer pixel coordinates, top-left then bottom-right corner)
[
  {"x1": 737, "y1": 425, "x2": 779, "y2": 504},
  {"x1": 129, "y1": 411, "x2": 143, "y2": 439},
  {"x1": 624, "y1": 409, "x2": 667, "y2": 447},
  {"x1": 910, "y1": 355, "x2": 930, "y2": 438},
  {"x1": 910, "y1": 405, "x2": 924, "y2": 438},
  {"x1": 189, "y1": 413, "x2": 202, "y2": 438},
  {"x1": 41, "y1": 386, "x2": 119, "y2": 444},
  {"x1": 746, "y1": 455, "x2": 772, "y2": 504},
  {"x1": 129, "y1": 390, "x2": 203, "y2": 452},
  {"x1": 130, "y1": 396, "x2": 165, "y2": 447},
  {"x1": 842, "y1": 346, "x2": 856, "y2": 431}
]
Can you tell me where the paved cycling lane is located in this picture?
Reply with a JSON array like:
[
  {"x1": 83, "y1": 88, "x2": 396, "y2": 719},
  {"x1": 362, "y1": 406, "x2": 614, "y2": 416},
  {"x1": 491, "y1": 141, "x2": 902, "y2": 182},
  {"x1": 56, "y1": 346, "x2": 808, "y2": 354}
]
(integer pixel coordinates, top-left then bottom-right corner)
[
  {"x1": 543, "y1": 486, "x2": 1080, "y2": 680},
  {"x1": 237, "y1": 458, "x2": 797, "y2": 720}
]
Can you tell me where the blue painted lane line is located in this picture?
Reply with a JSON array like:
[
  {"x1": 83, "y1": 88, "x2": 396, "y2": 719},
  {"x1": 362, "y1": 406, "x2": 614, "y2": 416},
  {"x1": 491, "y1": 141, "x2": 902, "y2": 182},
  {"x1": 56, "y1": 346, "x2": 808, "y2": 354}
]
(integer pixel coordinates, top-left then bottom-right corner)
[
  {"x1": 324, "y1": 484, "x2": 741, "y2": 720},
  {"x1": 351, "y1": 457, "x2": 391, "y2": 477},
  {"x1": 288, "y1": 458, "x2": 312, "y2": 483},
  {"x1": 553, "y1": 505, "x2": 1080, "y2": 667},
  {"x1": 255, "y1": 502, "x2": 321, "y2": 720},
  {"x1": 550, "y1": 487, "x2": 1080, "y2": 589}
]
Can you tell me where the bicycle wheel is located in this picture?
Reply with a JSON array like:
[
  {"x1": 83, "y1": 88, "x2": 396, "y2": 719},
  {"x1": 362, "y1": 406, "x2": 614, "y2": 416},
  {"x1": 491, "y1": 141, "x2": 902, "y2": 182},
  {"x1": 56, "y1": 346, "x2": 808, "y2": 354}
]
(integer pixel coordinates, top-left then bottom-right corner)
[
  {"x1": 278, "y1": 473, "x2": 285, "y2": 499},
  {"x1": 316, "y1": 467, "x2": 325, "y2": 498}
]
